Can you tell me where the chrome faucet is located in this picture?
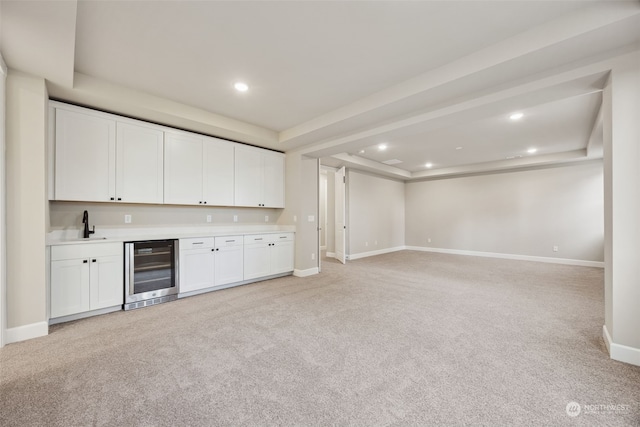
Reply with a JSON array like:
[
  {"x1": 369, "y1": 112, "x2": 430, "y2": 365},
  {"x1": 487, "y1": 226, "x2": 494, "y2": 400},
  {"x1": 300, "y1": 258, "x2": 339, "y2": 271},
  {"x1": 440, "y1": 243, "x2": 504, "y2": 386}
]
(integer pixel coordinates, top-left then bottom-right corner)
[{"x1": 82, "y1": 210, "x2": 95, "y2": 239}]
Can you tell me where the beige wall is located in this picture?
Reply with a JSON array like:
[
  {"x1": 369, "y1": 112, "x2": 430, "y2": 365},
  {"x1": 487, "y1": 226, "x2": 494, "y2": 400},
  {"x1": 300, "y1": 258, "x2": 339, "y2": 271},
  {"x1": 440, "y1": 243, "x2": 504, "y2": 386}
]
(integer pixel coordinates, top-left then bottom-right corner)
[
  {"x1": 405, "y1": 162, "x2": 604, "y2": 262},
  {"x1": 0, "y1": 52, "x2": 6, "y2": 345},
  {"x1": 50, "y1": 202, "x2": 281, "y2": 233},
  {"x1": 6, "y1": 70, "x2": 48, "y2": 329},
  {"x1": 603, "y1": 51, "x2": 640, "y2": 352},
  {"x1": 348, "y1": 170, "x2": 405, "y2": 256},
  {"x1": 279, "y1": 152, "x2": 319, "y2": 273}
]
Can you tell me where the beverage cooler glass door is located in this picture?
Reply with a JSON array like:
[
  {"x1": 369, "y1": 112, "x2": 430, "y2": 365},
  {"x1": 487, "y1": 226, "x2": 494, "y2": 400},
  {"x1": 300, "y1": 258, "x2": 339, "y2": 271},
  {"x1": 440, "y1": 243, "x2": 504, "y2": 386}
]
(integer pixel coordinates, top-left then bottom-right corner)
[{"x1": 125, "y1": 240, "x2": 179, "y2": 306}]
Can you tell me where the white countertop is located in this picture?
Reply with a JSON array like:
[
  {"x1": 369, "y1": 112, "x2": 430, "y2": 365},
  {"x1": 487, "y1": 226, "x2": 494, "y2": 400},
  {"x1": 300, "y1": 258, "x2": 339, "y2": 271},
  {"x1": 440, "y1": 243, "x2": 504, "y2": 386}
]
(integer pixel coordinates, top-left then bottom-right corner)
[{"x1": 47, "y1": 224, "x2": 296, "y2": 246}]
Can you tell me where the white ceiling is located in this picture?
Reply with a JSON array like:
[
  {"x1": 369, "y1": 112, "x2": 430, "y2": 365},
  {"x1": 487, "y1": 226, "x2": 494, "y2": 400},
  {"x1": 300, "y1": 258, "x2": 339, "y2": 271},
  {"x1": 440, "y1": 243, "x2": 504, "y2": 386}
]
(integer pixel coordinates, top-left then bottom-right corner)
[{"x1": 2, "y1": 1, "x2": 640, "y2": 180}]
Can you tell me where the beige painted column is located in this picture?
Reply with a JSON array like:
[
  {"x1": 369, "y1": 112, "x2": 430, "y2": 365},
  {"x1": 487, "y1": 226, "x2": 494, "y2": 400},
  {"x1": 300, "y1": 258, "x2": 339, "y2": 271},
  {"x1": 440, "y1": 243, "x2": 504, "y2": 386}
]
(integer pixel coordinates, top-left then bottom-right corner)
[
  {"x1": 5, "y1": 70, "x2": 48, "y2": 342},
  {"x1": 279, "y1": 151, "x2": 319, "y2": 276},
  {"x1": 603, "y1": 50, "x2": 640, "y2": 366}
]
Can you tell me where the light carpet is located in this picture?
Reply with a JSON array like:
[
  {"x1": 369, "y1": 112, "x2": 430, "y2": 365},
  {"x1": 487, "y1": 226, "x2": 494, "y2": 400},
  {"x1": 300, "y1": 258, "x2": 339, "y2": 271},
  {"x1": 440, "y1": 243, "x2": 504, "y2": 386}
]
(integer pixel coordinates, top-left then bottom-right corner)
[{"x1": 1, "y1": 251, "x2": 639, "y2": 426}]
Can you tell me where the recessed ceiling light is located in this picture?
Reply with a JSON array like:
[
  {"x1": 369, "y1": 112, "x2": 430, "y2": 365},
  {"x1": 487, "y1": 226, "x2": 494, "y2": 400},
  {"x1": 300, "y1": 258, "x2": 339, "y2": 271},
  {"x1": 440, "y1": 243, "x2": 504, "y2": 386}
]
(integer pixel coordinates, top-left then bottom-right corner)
[
  {"x1": 359, "y1": 150, "x2": 365, "y2": 154},
  {"x1": 378, "y1": 144, "x2": 387, "y2": 151},
  {"x1": 234, "y1": 82, "x2": 249, "y2": 92},
  {"x1": 425, "y1": 163, "x2": 433, "y2": 168},
  {"x1": 527, "y1": 148, "x2": 537, "y2": 154},
  {"x1": 455, "y1": 147, "x2": 463, "y2": 150},
  {"x1": 510, "y1": 112, "x2": 524, "y2": 120}
]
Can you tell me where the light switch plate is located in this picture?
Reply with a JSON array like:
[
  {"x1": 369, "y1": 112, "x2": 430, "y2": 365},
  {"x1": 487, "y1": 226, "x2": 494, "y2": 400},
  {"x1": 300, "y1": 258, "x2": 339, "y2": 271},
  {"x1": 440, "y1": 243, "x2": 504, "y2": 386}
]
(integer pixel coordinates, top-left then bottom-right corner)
[
  {"x1": 233, "y1": 215, "x2": 238, "y2": 222},
  {"x1": 124, "y1": 214, "x2": 132, "y2": 224},
  {"x1": 206, "y1": 215, "x2": 212, "y2": 223},
  {"x1": 307, "y1": 215, "x2": 315, "y2": 222}
]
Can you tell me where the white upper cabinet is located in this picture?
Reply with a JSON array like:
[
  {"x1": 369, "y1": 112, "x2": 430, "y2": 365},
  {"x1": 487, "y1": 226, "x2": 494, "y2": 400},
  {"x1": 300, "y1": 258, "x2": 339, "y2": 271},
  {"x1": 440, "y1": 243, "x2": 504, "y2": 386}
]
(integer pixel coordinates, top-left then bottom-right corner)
[
  {"x1": 53, "y1": 103, "x2": 164, "y2": 204},
  {"x1": 54, "y1": 108, "x2": 116, "y2": 202},
  {"x1": 235, "y1": 145, "x2": 285, "y2": 208},
  {"x1": 52, "y1": 102, "x2": 284, "y2": 208},
  {"x1": 116, "y1": 122, "x2": 164, "y2": 204},
  {"x1": 164, "y1": 132, "x2": 235, "y2": 206},
  {"x1": 164, "y1": 131, "x2": 204, "y2": 205},
  {"x1": 203, "y1": 137, "x2": 235, "y2": 206}
]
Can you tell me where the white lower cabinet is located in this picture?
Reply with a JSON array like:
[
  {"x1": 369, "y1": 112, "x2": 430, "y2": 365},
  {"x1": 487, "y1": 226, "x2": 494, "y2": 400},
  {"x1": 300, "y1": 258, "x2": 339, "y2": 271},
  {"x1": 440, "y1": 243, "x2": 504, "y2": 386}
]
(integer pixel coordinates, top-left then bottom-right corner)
[
  {"x1": 50, "y1": 243, "x2": 123, "y2": 319},
  {"x1": 244, "y1": 233, "x2": 294, "y2": 280},
  {"x1": 179, "y1": 236, "x2": 244, "y2": 293}
]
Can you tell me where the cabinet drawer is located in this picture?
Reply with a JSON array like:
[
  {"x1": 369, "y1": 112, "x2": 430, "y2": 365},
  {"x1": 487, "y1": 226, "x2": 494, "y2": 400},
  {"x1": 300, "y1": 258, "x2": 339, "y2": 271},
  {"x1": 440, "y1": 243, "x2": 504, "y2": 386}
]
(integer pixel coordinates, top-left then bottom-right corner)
[
  {"x1": 51, "y1": 242, "x2": 123, "y2": 261},
  {"x1": 243, "y1": 233, "x2": 294, "y2": 244},
  {"x1": 215, "y1": 235, "x2": 243, "y2": 247},
  {"x1": 180, "y1": 237, "x2": 215, "y2": 250},
  {"x1": 243, "y1": 234, "x2": 270, "y2": 244},
  {"x1": 271, "y1": 233, "x2": 294, "y2": 242}
]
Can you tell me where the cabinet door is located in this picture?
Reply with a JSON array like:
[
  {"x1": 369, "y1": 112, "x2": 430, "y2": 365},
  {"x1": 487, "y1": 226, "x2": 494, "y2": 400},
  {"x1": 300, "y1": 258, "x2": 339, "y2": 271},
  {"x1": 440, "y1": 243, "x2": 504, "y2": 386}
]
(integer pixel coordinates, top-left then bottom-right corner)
[
  {"x1": 90, "y1": 255, "x2": 124, "y2": 310},
  {"x1": 116, "y1": 122, "x2": 164, "y2": 204},
  {"x1": 203, "y1": 137, "x2": 235, "y2": 206},
  {"x1": 164, "y1": 132, "x2": 204, "y2": 205},
  {"x1": 55, "y1": 108, "x2": 116, "y2": 202},
  {"x1": 234, "y1": 146, "x2": 263, "y2": 207},
  {"x1": 51, "y1": 259, "x2": 90, "y2": 318},
  {"x1": 271, "y1": 241, "x2": 294, "y2": 275},
  {"x1": 180, "y1": 248, "x2": 215, "y2": 293},
  {"x1": 243, "y1": 243, "x2": 271, "y2": 280},
  {"x1": 215, "y1": 243, "x2": 244, "y2": 286},
  {"x1": 263, "y1": 151, "x2": 285, "y2": 208}
]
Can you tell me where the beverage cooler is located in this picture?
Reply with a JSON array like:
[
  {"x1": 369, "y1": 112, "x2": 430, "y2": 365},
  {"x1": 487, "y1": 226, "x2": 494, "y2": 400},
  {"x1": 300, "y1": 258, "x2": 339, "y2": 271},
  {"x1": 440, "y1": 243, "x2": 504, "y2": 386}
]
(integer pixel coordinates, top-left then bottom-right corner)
[{"x1": 124, "y1": 239, "x2": 179, "y2": 310}]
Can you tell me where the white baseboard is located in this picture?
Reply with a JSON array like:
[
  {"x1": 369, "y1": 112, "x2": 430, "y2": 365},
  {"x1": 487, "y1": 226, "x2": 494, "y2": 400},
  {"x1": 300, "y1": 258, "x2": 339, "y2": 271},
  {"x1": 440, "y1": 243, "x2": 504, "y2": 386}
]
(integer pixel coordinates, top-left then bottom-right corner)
[
  {"x1": 5, "y1": 321, "x2": 48, "y2": 344},
  {"x1": 348, "y1": 246, "x2": 405, "y2": 261},
  {"x1": 326, "y1": 252, "x2": 335, "y2": 258},
  {"x1": 404, "y1": 246, "x2": 604, "y2": 268},
  {"x1": 294, "y1": 267, "x2": 319, "y2": 277},
  {"x1": 603, "y1": 325, "x2": 640, "y2": 367}
]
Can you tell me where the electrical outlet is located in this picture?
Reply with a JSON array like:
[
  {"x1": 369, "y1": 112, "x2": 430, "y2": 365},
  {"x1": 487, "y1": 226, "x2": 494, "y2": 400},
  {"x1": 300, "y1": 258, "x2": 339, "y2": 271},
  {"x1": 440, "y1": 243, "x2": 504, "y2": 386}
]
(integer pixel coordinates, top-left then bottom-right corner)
[
  {"x1": 374, "y1": 240, "x2": 377, "y2": 246},
  {"x1": 265, "y1": 215, "x2": 269, "y2": 222},
  {"x1": 206, "y1": 215, "x2": 212, "y2": 223},
  {"x1": 365, "y1": 241, "x2": 368, "y2": 247},
  {"x1": 553, "y1": 245, "x2": 559, "y2": 252},
  {"x1": 311, "y1": 253, "x2": 315, "y2": 260},
  {"x1": 293, "y1": 215, "x2": 297, "y2": 222},
  {"x1": 428, "y1": 238, "x2": 431, "y2": 243},
  {"x1": 124, "y1": 214, "x2": 132, "y2": 224},
  {"x1": 233, "y1": 215, "x2": 238, "y2": 222}
]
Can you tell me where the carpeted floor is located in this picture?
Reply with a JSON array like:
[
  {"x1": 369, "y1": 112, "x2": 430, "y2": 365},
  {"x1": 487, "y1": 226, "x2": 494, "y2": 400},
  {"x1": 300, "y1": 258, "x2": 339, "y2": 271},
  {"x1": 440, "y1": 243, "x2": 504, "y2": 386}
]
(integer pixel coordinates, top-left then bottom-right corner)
[{"x1": 1, "y1": 251, "x2": 639, "y2": 426}]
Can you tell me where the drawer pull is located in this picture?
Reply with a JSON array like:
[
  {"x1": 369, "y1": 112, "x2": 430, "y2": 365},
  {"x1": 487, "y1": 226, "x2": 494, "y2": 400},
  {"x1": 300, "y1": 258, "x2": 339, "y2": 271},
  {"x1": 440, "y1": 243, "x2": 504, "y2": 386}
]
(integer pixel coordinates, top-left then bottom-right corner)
[
  {"x1": 280, "y1": 236, "x2": 287, "y2": 239},
  {"x1": 192, "y1": 242, "x2": 204, "y2": 245},
  {"x1": 254, "y1": 238, "x2": 263, "y2": 241},
  {"x1": 225, "y1": 240, "x2": 235, "y2": 243}
]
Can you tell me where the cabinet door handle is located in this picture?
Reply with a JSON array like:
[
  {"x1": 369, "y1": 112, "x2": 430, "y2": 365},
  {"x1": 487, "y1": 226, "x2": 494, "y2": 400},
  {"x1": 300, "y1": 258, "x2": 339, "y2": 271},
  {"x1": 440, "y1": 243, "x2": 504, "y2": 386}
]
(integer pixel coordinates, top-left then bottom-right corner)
[
  {"x1": 117, "y1": 198, "x2": 122, "y2": 201},
  {"x1": 203, "y1": 201, "x2": 207, "y2": 204},
  {"x1": 92, "y1": 259, "x2": 97, "y2": 263},
  {"x1": 83, "y1": 260, "x2": 88, "y2": 264},
  {"x1": 110, "y1": 197, "x2": 115, "y2": 201}
]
